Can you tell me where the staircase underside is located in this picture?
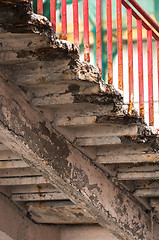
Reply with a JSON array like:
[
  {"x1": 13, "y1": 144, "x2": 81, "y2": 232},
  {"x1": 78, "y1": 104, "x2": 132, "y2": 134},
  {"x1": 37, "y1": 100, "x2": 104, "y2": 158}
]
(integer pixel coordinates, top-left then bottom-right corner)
[{"x1": 1, "y1": 1, "x2": 159, "y2": 240}]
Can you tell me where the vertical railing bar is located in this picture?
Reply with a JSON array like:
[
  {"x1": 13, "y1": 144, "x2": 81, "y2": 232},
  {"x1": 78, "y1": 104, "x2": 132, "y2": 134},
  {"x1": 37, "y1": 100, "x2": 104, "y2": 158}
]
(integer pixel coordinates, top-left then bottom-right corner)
[
  {"x1": 61, "y1": 0, "x2": 67, "y2": 40},
  {"x1": 107, "y1": 0, "x2": 113, "y2": 84},
  {"x1": 37, "y1": 0, "x2": 43, "y2": 15},
  {"x1": 96, "y1": 0, "x2": 102, "y2": 73},
  {"x1": 117, "y1": 0, "x2": 123, "y2": 91},
  {"x1": 127, "y1": 7, "x2": 134, "y2": 115},
  {"x1": 50, "y1": 0, "x2": 56, "y2": 32},
  {"x1": 147, "y1": 30, "x2": 154, "y2": 126},
  {"x1": 83, "y1": 0, "x2": 90, "y2": 62},
  {"x1": 157, "y1": 41, "x2": 159, "y2": 119},
  {"x1": 73, "y1": 0, "x2": 79, "y2": 49},
  {"x1": 137, "y1": 19, "x2": 144, "y2": 119}
]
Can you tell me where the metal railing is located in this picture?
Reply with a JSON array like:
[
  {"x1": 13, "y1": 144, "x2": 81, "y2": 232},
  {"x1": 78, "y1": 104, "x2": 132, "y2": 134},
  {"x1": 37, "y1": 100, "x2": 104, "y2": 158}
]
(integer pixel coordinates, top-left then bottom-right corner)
[{"x1": 36, "y1": 0, "x2": 159, "y2": 127}]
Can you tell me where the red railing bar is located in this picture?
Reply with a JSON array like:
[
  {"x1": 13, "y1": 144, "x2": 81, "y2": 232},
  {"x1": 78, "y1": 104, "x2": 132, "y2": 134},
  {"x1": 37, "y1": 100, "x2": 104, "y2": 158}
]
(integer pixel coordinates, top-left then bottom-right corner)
[
  {"x1": 50, "y1": 0, "x2": 56, "y2": 32},
  {"x1": 127, "y1": 7, "x2": 134, "y2": 115},
  {"x1": 61, "y1": 0, "x2": 67, "y2": 40},
  {"x1": 117, "y1": 0, "x2": 123, "y2": 91},
  {"x1": 37, "y1": 0, "x2": 43, "y2": 15},
  {"x1": 107, "y1": 0, "x2": 113, "y2": 84},
  {"x1": 83, "y1": 0, "x2": 90, "y2": 62},
  {"x1": 137, "y1": 19, "x2": 144, "y2": 119},
  {"x1": 157, "y1": 41, "x2": 159, "y2": 116},
  {"x1": 96, "y1": 0, "x2": 102, "y2": 73},
  {"x1": 73, "y1": 0, "x2": 79, "y2": 49},
  {"x1": 147, "y1": 30, "x2": 154, "y2": 126},
  {"x1": 122, "y1": 0, "x2": 159, "y2": 40},
  {"x1": 127, "y1": 0, "x2": 159, "y2": 33}
]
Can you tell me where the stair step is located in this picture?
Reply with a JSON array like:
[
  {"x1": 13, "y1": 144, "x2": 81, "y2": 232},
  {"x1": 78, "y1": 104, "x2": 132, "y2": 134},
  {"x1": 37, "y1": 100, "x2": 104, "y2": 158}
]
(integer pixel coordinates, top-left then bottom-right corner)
[
  {"x1": 0, "y1": 176, "x2": 48, "y2": 186},
  {"x1": 0, "y1": 33, "x2": 49, "y2": 52},
  {"x1": 117, "y1": 170, "x2": 159, "y2": 180},
  {"x1": 0, "y1": 160, "x2": 29, "y2": 169},
  {"x1": 5, "y1": 60, "x2": 72, "y2": 84},
  {"x1": 29, "y1": 81, "x2": 101, "y2": 98},
  {"x1": 0, "y1": 150, "x2": 20, "y2": 160},
  {"x1": 75, "y1": 136, "x2": 121, "y2": 146},
  {"x1": 133, "y1": 188, "x2": 159, "y2": 197},
  {"x1": 0, "y1": 34, "x2": 49, "y2": 64},
  {"x1": 96, "y1": 154, "x2": 159, "y2": 164},
  {"x1": 54, "y1": 114, "x2": 119, "y2": 127},
  {"x1": 26, "y1": 201, "x2": 96, "y2": 224},
  {"x1": 117, "y1": 163, "x2": 159, "y2": 173},
  {"x1": 12, "y1": 184, "x2": 55, "y2": 194},
  {"x1": 54, "y1": 113, "x2": 141, "y2": 127},
  {"x1": 31, "y1": 92, "x2": 117, "y2": 107},
  {"x1": 11, "y1": 191, "x2": 69, "y2": 202},
  {"x1": 55, "y1": 115, "x2": 98, "y2": 127},
  {"x1": 32, "y1": 93, "x2": 75, "y2": 106},
  {"x1": 75, "y1": 125, "x2": 138, "y2": 138},
  {"x1": 0, "y1": 168, "x2": 39, "y2": 177}
]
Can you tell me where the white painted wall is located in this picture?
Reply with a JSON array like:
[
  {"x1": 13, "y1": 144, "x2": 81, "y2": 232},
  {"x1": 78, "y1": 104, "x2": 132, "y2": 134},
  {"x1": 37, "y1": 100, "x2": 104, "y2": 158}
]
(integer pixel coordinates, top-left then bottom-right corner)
[{"x1": 60, "y1": 226, "x2": 118, "y2": 240}]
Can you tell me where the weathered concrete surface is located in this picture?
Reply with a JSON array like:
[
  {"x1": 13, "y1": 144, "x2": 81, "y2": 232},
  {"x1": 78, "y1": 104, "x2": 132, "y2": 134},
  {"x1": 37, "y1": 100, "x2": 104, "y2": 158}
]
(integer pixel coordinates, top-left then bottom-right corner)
[
  {"x1": 0, "y1": 77, "x2": 158, "y2": 240},
  {"x1": 60, "y1": 226, "x2": 119, "y2": 240},
  {"x1": 0, "y1": 0, "x2": 55, "y2": 38},
  {"x1": 0, "y1": 193, "x2": 60, "y2": 240},
  {"x1": 1, "y1": 0, "x2": 159, "y2": 239},
  {"x1": 0, "y1": 231, "x2": 13, "y2": 240}
]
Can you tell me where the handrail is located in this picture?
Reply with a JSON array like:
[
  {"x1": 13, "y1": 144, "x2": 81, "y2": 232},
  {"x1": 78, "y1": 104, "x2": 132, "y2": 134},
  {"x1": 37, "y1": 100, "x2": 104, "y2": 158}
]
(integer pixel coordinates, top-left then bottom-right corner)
[
  {"x1": 35, "y1": 0, "x2": 159, "y2": 127},
  {"x1": 127, "y1": 0, "x2": 159, "y2": 33},
  {"x1": 122, "y1": 0, "x2": 159, "y2": 40}
]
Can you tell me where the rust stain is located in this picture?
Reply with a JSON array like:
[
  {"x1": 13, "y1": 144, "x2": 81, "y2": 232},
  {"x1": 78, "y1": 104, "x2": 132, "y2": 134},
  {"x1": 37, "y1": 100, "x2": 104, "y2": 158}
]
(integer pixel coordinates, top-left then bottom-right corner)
[
  {"x1": 128, "y1": 93, "x2": 134, "y2": 115},
  {"x1": 139, "y1": 104, "x2": 144, "y2": 119},
  {"x1": 43, "y1": 146, "x2": 48, "y2": 154},
  {"x1": 38, "y1": 202, "x2": 42, "y2": 209},
  {"x1": 71, "y1": 207, "x2": 82, "y2": 210},
  {"x1": 67, "y1": 117, "x2": 72, "y2": 122},
  {"x1": 37, "y1": 184, "x2": 43, "y2": 198}
]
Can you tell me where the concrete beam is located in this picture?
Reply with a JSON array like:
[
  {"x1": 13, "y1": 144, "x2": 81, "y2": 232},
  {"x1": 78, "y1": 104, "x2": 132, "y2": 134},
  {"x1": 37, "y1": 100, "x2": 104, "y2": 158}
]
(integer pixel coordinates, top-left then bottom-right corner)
[{"x1": 0, "y1": 78, "x2": 158, "y2": 239}]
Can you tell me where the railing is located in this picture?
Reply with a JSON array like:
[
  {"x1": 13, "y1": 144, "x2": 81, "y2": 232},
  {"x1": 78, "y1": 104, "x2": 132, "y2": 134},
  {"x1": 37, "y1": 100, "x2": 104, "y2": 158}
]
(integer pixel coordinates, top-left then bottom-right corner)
[{"x1": 35, "y1": 0, "x2": 159, "y2": 127}]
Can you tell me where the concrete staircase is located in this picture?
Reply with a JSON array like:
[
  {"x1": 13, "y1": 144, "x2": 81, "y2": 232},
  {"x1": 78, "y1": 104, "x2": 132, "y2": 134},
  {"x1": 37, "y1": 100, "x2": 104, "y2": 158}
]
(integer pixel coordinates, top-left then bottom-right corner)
[{"x1": 1, "y1": 1, "x2": 159, "y2": 239}]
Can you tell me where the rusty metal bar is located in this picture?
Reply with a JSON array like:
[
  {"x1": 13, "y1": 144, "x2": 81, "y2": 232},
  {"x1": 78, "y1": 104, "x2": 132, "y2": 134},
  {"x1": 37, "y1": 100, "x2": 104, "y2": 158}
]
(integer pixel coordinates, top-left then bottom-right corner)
[
  {"x1": 37, "y1": 0, "x2": 43, "y2": 15},
  {"x1": 137, "y1": 19, "x2": 144, "y2": 119},
  {"x1": 147, "y1": 30, "x2": 154, "y2": 126},
  {"x1": 50, "y1": 0, "x2": 56, "y2": 32},
  {"x1": 83, "y1": 0, "x2": 90, "y2": 62},
  {"x1": 61, "y1": 0, "x2": 67, "y2": 40},
  {"x1": 117, "y1": 0, "x2": 123, "y2": 90},
  {"x1": 96, "y1": 0, "x2": 102, "y2": 72},
  {"x1": 73, "y1": 0, "x2": 79, "y2": 49},
  {"x1": 127, "y1": 7, "x2": 134, "y2": 115},
  {"x1": 107, "y1": 0, "x2": 113, "y2": 84}
]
